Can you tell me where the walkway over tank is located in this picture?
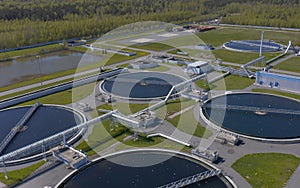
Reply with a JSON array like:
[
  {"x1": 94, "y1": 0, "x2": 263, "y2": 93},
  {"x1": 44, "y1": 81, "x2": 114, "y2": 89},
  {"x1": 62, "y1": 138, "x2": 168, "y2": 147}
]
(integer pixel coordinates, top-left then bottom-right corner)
[{"x1": 0, "y1": 102, "x2": 41, "y2": 155}]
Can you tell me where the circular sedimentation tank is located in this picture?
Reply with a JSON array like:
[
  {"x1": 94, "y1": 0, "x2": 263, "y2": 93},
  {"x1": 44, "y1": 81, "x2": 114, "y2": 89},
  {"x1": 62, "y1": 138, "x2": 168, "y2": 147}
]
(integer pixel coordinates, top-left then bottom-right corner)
[
  {"x1": 56, "y1": 150, "x2": 235, "y2": 188},
  {"x1": 0, "y1": 104, "x2": 85, "y2": 159},
  {"x1": 201, "y1": 93, "x2": 300, "y2": 141},
  {"x1": 100, "y1": 72, "x2": 185, "y2": 100},
  {"x1": 223, "y1": 40, "x2": 282, "y2": 52}
]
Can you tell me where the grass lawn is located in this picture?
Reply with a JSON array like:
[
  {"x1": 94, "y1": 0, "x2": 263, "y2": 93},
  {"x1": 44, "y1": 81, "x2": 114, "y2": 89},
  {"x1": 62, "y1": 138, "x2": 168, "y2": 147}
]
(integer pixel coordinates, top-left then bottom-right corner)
[
  {"x1": 212, "y1": 49, "x2": 282, "y2": 65},
  {"x1": 212, "y1": 74, "x2": 255, "y2": 90},
  {"x1": 131, "y1": 42, "x2": 174, "y2": 52},
  {"x1": 77, "y1": 108, "x2": 129, "y2": 155},
  {"x1": 116, "y1": 63, "x2": 130, "y2": 68},
  {"x1": 97, "y1": 102, "x2": 152, "y2": 115},
  {"x1": 0, "y1": 77, "x2": 72, "y2": 101},
  {"x1": 274, "y1": 57, "x2": 300, "y2": 73},
  {"x1": 163, "y1": 35, "x2": 201, "y2": 47},
  {"x1": 252, "y1": 88, "x2": 300, "y2": 100},
  {"x1": 118, "y1": 63, "x2": 169, "y2": 72},
  {"x1": 0, "y1": 44, "x2": 66, "y2": 61},
  {"x1": 195, "y1": 79, "x2": 210, "y2": 91},
  {"x1": 177, "y1": 48, "x2": 214, "y2": 60},
  {"x1": 118, "y1": 135, "x2": 165, "y2": 148},
  {"x1": 104, "y1": 49, "x2": 149, "y2": 66},
  {"x1": 143, "y1": 65, "x2": 170, "y2": 72},
  {"x1": 197, "y1": 27, "x2": 300, "y2": 47},
  {"x1": 18, "y1": 82, "x2": 96, "y2": 106},
  {"x1": 116, "y1": 136, "x2": 192, "y2": 153},
  {"x1": 197, "y1": 27, "x2": 261, "y2": 47},
  {"x1": 76, "y1": 140, "x2": 97, "y2": 156},
  {"x1": 0, "y1": 160, "x2": 46, "y2": 187},
  {"x1": 168, "y1": 49, "x2": 188, "y2": 56},
  {"x1": 155, "y1": 98, "x2": 196, "y2": 119},
  {"x1": 71, "y1": 46, "x2": 89, "y2": 53},
  {"x1": 167, "y1": 107, "x2": 212, "y2": 138},
  {"x1": 232, "y1": 153, "x2": 300, "y2": 188}
]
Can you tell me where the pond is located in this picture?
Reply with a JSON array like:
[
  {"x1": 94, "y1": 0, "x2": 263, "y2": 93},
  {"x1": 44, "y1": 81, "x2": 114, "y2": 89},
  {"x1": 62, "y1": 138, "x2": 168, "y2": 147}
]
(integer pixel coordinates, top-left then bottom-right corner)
[{"x1": 0, "y1": 51, "x2": 102, "y2": 87}]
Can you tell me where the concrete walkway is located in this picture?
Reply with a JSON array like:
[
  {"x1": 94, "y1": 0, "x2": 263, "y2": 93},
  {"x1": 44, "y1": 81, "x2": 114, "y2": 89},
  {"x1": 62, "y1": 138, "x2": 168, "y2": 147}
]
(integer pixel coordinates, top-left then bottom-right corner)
[{"x1": 285, "y1": 163, "x2": 300, "y2": 188}]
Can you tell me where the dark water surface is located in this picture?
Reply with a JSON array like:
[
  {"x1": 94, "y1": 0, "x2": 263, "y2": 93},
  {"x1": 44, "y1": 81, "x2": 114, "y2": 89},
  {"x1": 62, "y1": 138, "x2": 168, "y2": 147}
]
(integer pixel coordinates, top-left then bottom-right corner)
[
  {"x1": 202, "y1": 93, "x2": 300, "y2": 139},
  {"x1": 0, "y1": 105, "x2": 83, "y2": 154},
  {"x1": 58, "y1": 151, "x2": 231, "y2": 188},
  {"x1": 101, "y1": 72, "x2": 184, "y2": 99}
]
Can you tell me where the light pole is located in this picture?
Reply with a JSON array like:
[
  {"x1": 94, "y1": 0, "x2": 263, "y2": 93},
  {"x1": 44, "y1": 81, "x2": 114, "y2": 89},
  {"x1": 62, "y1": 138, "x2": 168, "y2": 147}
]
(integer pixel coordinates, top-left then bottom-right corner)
[{"x1": 36, "y1": 55, "x2": 43, "y2": 87}]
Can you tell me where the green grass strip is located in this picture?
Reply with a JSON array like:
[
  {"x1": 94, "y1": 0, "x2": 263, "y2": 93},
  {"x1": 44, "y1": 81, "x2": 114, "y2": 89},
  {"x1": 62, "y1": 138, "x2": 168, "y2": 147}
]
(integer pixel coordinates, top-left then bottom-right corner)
[
  {"x1": 232, "y1": 153, "x2": 300, "y2": 188},
  {"x1": 0, "y1": 160, "x2": 46, "y2": 186}
]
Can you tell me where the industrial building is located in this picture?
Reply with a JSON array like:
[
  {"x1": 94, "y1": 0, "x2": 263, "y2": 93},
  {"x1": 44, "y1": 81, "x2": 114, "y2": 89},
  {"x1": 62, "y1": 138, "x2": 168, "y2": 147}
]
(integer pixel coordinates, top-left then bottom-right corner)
[{"x1": 256, "y1": 71, "x2": 300, "y2": 93}]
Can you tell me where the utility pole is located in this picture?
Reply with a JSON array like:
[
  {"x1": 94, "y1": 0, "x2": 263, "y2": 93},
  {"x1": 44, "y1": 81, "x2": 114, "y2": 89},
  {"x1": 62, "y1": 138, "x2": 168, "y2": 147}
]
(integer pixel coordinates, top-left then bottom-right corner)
[
  {"x1": 2, "y1": 160, "x2": 8, "y2": 180},
  {"x1": 259, "y1": 31, "x2": 264, "y2": 57}
]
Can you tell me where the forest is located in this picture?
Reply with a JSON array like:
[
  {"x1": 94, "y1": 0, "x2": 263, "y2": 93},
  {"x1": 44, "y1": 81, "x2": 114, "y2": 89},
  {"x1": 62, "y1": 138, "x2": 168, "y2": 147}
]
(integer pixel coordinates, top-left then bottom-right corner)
[{"x1": 0, "y1": 0, "x2": 300, "y2": 49}]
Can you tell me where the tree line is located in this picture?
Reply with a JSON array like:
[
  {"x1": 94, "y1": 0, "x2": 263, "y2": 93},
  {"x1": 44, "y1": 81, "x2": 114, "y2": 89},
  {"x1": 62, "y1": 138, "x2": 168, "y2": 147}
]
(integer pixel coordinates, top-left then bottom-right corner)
[{"x1": 0, "y1": 0, "x2": 299, "y2": 49}]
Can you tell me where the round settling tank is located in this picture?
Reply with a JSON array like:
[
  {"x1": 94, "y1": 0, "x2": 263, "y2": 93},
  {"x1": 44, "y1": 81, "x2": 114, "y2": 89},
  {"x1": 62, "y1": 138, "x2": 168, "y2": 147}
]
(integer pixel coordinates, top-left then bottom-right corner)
[
  {"x1": 223, "y1": 40, "x2": 282, "y2": 52},
  {"x1": 56, "y1": 150, "x2": 235, "y2": 188},
  {"x1": 100, "y1": 72, "x2": 185, "y2": 100},
  {"x1": 201, "y1": 93, "x2": 300, "y2": 141},
  {"x1": 0, "y1": 104, "x2": 85, "y2": 160}
]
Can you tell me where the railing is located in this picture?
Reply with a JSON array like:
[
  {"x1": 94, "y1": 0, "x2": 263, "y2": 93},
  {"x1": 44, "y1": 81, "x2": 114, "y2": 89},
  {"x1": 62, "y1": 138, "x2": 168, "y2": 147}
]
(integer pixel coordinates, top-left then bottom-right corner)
[
  {"x1": 158, "y1": 169, "x2": 221, "y2": 188},
  {"x1": 205, "y1": 104, "x2": 300, "y2": 115},
  {"x1": 112, "y1": 112, "x2": 140, "y2": 128}
]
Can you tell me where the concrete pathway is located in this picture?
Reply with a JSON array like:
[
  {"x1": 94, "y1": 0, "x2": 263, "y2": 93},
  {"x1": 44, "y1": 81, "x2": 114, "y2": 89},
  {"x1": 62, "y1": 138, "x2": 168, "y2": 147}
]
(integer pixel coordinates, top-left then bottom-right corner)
[
  {"x1": 0, "y1": 181, "x2": 6, "y2": 188},
  {"x1": 285, "y1": 164, "x2": 300, "y2": 188}
]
